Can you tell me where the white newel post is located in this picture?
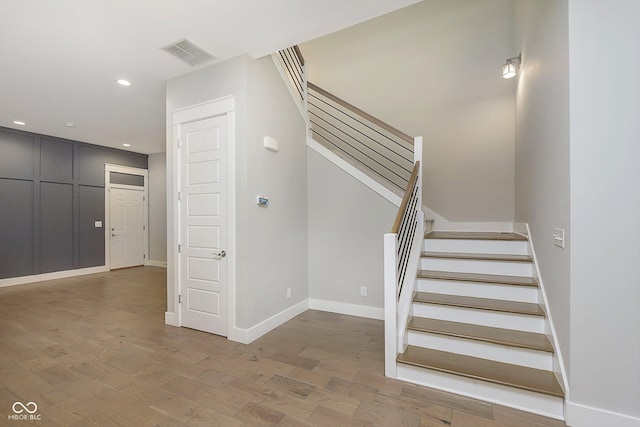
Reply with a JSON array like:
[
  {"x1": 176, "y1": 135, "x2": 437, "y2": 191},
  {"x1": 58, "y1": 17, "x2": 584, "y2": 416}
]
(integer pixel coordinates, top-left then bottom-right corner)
[{"x1": 384, "y1": 233, "x2": 398, "y2": 378}]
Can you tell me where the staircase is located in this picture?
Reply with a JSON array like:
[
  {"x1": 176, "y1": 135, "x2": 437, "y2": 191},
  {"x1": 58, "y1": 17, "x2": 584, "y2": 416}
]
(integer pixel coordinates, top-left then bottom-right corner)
[
  {"x1": 395, "y1": 229, "x2": 565, "y2": 418},
  {"x1": 272, "y1": 45, "x2": 565, "y2": 420}
]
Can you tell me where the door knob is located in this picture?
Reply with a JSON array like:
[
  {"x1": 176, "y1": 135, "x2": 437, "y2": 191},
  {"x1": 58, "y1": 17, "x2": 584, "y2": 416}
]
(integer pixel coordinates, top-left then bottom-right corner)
[{"x1": 213, "y1": 250, "x2": 226, "y2": 258}]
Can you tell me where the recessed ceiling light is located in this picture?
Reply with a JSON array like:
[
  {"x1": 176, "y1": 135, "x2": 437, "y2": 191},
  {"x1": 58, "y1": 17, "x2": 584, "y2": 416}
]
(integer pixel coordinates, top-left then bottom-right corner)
[
  {"x1": 122, "y1": 143, "x2": 131, "y2": 147},
  {"x1": 117, "y1": 79, "x2": 131, "y2": 86},
  {"x1": 13, "y1": 120, "x2": 26, "y2": 126},
  {"x1": 65, "y1": 122, "x2": 75, "y2": 128}
]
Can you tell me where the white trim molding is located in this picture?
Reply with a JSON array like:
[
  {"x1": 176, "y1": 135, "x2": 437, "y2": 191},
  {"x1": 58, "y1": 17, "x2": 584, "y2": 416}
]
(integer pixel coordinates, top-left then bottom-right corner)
[
  {"x1": 228, "y1": 300, "x2": 309, "y2": 344},
  {"x1": 164, "y1": 311, "x2": 178, "y2": 327},
  {"x1": 566, "y1": 401, "x2": 640, "y2": 427},
  {"x1": 309, "y1": 298, "x2": 385, "y2": 320},
  {"x1": 0, "y1": 266, "x2": 109, "y2": 288},
  {"x1": 145, "y1": 260, "x2": 167, "y2": 268}
]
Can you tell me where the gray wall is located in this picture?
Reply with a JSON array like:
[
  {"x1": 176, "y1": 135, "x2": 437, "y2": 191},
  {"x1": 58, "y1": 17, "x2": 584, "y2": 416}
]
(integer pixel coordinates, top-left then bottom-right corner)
[
  {"x1": 515, "y1": 0, "x2": 640, "y2": 422},
  {"x1": 148, "y1": 152, "x2": 167, "y2": 263},
  {"x1": 0, "y1": 127, "x2": 147, "y2": 279},
  {"x1": 567, "y1": 0, "x2": 640, "y2": 421},
  {"x1": 514, "y1": 0, "x2": 571, "y2": 377},
  {"x1": 301, "y1": 0, "x2": 517, "y2": 222},
  {"x1": 307, "y1": 148, "x2": 397, "y2": 309}
]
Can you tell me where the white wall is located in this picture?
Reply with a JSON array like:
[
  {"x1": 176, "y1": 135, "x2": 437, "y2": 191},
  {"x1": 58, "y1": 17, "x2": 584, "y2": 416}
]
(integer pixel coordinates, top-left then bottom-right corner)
[
  {"x1": 567, "y1": 0, "x2": 640, "y2": 424},
  {"x1": 165, "y1": 54, "x2": 307, "y2": 332},
  {"x1": 514, "y1": 0, "x2": 571, "y2": 378},
  {"x1": 307, "y1": 148, "x2": 397, "y2": 312},
  {"x1": 148, "y1": 152, "x2": 166, "y2": 263},
  {"x1": 300, "y1": 0, "x2": 516, "y2": 222}
]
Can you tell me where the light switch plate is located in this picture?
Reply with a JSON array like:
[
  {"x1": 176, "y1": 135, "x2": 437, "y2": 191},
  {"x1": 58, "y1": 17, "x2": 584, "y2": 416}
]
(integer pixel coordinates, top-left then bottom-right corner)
[
  {"x1": 553, "y1": 228, "x2": 565, "y2": 248},
  {"x1": 95, "y1": 221, "x2": 103, "y2": 228}
]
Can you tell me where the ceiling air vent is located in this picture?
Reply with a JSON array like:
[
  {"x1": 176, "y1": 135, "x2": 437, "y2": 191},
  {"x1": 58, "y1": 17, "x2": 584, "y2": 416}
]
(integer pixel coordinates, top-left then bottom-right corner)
[{"x1": 161, "y1": 38, "x2": 216, "y2": 66}]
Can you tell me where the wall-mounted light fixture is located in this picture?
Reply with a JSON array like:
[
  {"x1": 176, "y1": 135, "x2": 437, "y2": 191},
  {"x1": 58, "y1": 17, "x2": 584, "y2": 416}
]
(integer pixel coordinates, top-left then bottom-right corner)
[{"x1": 502, "y1": 54, "x2": 521, "y2": 79}]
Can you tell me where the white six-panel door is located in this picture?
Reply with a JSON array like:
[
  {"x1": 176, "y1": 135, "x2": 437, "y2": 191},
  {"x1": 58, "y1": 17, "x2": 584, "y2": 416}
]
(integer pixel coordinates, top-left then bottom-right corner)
[
  {"x1": 110, "y1": 187, "x2": 145, "y2": 269},
  {"x1": 179, "y1": 115, "x2": 228, "y2": 336}
]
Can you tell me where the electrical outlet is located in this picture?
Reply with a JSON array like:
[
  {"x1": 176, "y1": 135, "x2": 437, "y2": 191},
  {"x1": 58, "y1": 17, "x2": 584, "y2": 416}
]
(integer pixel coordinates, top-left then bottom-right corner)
[
  {"x1": 360, "y1": 286, "x2": 367, "y2": 297},
  {"x1": 286, "y1": 288, "x2": 291, "y2": 299}
]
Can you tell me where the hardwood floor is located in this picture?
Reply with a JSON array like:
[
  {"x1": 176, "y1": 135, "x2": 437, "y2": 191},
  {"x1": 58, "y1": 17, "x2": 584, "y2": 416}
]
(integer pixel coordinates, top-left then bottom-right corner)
[{"x1": 0, "y1": 267, "x2": 567, "y2": 426}]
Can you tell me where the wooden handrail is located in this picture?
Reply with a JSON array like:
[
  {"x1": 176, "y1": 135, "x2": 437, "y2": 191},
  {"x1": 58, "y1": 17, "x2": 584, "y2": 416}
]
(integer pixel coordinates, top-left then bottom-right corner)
[
  {"x1": 308, "y1": 81, "x2": 414, "y2": 144},
  {"x1": 391, "y1": 161, "x2": 420, "y2": 234},
  {"x1": 293, "y1": 45, "x2": 305, "y2": 67}
]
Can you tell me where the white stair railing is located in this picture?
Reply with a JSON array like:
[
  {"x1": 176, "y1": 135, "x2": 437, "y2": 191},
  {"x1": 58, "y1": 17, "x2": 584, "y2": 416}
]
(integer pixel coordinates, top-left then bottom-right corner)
[{"x1": 384, "y1": 137, "x2": 423, "y2": 378}]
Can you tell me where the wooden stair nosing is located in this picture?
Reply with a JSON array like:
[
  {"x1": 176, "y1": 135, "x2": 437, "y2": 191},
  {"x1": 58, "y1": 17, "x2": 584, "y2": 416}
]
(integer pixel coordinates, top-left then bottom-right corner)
[
  {"x1": 424, "y1": 231, "x2": 528, "y2": 241},
  {"x1": 397, "y1": 346, "x2": 564, "y2": 397},
  {"x1": 418, "y1": 270, "x2": 539, "y2": 287},
  {"x1": 407, "y1": 317, "x2": 554, "y2": 353},
  {"x1": 413, "y1": 292, "x2": 546, "y2": 317},
  {"x1": 422, "y1": 251, "x2": 533, "y2": 263}
]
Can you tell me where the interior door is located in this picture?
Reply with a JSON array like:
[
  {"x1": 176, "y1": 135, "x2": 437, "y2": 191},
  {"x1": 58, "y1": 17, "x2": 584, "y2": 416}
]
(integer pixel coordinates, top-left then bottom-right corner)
[
  {"x1": 110, "y1": 187, "x2": 145, "y2": 269},
  {"x1": 179, "y1": 114, "x2": 228, "y2": 336}
]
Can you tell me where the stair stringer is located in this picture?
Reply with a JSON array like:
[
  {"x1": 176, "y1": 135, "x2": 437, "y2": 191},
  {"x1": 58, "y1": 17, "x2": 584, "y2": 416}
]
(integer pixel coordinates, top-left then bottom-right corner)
[
  {"x1": 307, "y1": 136, "x2": 448, "y2": 223},
  {"x1": 526, "y1": 223, "x2": 570, "y2": 398}
]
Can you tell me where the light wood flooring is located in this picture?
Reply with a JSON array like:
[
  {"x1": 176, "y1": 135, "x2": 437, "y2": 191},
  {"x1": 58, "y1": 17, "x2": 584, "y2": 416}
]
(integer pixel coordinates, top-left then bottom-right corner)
[{"x1": 0, "y1": 267, "x2": 567, "y2": 426}]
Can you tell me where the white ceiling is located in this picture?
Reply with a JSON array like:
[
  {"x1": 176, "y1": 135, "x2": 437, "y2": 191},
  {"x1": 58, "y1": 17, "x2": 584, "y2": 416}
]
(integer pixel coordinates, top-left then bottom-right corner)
[{"x1": 0, "y1": 0, "x2": 420, "y2": 154}]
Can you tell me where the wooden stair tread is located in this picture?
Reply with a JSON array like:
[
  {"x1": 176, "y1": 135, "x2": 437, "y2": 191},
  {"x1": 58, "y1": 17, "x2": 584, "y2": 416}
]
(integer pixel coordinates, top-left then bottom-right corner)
[
  {"x1": 408, "y1": 317, "x2": 554, "y2": 352},
  {"x1": 422, "y1": 251, "x2": 532, "y2": 263},
  {"x1": 414, "y1": 292, "x2": 546, "y2": 317},
  {"x1": 425, "y1": 231, "x2": 528, "y2": 241},
  {"x1": 397, "y1": 346, "x2": 564, "y2": 397},
  {"x1": 418, "y1": 270, "x2": 538, "y2": 287}
]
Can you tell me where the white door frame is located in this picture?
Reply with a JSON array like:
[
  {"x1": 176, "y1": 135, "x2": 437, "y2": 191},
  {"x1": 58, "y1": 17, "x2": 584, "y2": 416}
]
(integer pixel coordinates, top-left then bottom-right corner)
[
  {"x1": 104, "y1": 164, "x2": 149, "y2": 270},
  {"x1": 171, "y1": 96, "x2": 236, "y2": 336}
]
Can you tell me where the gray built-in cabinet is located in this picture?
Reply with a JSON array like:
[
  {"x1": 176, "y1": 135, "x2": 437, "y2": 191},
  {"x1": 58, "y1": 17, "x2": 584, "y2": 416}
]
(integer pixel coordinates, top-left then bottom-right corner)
[{"x1": 0, "y1": 127, "x2": 147, "y2": 279}]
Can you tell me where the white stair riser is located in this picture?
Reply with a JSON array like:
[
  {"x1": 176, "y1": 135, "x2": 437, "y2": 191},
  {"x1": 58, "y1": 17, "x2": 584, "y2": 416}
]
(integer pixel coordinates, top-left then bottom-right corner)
[
  {"x1": 396, "y1": 364, "x2": 564, "y2": 420},
  {"x1": 417, "y1": 279, "x2": 539, "y2": 304},
  {"x1": 407, "y1": 331, "x2": 553, "y2": 370},
  {"x1": 412, "y1": 303, "x2": 546, "y2": 333},
  {"x1": 420, "y1": 258, "x2": 532, "y2": 277},
  {"x1": 423, "y1": 239, "x2": 528, "y2": 255}
]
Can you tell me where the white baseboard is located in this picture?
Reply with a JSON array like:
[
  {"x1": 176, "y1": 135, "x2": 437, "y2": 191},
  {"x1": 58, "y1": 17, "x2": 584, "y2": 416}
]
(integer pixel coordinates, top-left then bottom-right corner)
[
  {"x1": 145, "y1": 260, "x2": 167, "y2": 268},
  {"x1": 0, "y1": 265, "x2": 109, "y2": 288},
  {"x1": 164, "y1": 311, "x2": 179, "y2": 327},
  {"x1": 309, "y1": 298, "x2": 384, "y2": 320},
  {"x1": 566, "y1": 401, "x2": 640, "y2": 427},
  {"x1": 228, "y1": 300, "x2": 310, "y2": 345}
]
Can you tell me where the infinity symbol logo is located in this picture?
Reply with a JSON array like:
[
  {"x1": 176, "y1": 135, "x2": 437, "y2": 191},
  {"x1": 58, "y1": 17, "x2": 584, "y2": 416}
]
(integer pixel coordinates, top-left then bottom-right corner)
[{"x1": 12, "y1": 402, "x2": 38, "y2": 414}]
